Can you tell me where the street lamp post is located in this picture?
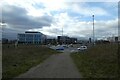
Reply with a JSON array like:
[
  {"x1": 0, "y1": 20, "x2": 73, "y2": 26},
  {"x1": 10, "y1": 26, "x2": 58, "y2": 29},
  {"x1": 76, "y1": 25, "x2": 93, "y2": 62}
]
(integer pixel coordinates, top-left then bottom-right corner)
[
  {"x1": 62, "y1": 27, "x2": 63, "y2": 45},
  {"x1": 62, "y1": 27, "x2": 63, "y2": 37},
  {"x1": 92, "y1": 15, "x2": 95, "y2": 45}
]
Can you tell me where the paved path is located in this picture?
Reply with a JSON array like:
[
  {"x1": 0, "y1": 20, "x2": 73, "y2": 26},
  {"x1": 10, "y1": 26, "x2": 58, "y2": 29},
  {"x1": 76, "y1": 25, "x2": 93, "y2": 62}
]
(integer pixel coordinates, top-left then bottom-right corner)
[{"x1": 17, "y1": 49, "x2": 81, "y2": 78}]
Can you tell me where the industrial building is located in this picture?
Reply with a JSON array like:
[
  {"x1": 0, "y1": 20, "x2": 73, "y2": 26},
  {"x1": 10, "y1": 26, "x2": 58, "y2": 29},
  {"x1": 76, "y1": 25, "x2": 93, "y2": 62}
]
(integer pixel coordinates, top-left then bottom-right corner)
[
  {"x1": 46, "y1": 38, "x2": 57, "y2": 45},
  {"x1": 57, "y1": 36, "x2": 77, "y2": 44},
  {"x1": 17, "y1": 31, "x2": 46, "y2": 44}
]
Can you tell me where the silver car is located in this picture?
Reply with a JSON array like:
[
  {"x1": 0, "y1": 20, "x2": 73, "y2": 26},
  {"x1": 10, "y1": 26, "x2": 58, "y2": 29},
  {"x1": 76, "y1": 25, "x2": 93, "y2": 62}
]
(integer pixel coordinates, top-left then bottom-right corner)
[{"x1": 77, "y1": 46, "x2": 87, "y2": 51}]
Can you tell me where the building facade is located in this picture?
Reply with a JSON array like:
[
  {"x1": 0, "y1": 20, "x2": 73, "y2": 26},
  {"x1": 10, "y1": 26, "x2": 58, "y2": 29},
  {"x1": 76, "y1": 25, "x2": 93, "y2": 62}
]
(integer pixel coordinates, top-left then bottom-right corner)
[
  {"x1": 2, "y1": 38, "x2": 8, "y2": 44},
  {"x1": 46, "y1": 38, "x2": 57, "y2": 45},
  {"x1": 57, "y1": 36, "x2": 77, "y2": 44},
  {"x1": 18, "y1": 31, "x2": 46, "y2": 44}
]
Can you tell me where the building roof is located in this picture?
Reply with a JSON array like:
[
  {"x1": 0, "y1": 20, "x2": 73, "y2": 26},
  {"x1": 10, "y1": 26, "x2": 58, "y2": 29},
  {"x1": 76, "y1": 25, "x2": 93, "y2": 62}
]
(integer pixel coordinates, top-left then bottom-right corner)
[{"x1": 25, "y1": 31, "x2": 40, "y2": 33}]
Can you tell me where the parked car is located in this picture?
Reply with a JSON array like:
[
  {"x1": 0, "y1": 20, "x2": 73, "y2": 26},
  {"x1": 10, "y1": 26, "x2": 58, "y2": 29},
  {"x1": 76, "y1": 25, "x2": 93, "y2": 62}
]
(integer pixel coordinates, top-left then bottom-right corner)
[
  {"x1": 77, "y1": 46, "x2": 87, "y2": 51},
  {"x1": 56, "y1": 45, "x2": 64, "y2": 50},
  {"x1": 68, "y1": 44, "x2": 73, "y2": 47},
  {"x1": 62, "y1": 44, "x2": 68, "y2": 48}
]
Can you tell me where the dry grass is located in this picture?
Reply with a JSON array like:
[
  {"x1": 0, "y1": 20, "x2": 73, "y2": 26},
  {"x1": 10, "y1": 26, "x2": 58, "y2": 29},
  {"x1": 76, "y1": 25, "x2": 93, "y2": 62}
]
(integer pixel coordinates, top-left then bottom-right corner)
[
  {"x1": 71, "y1": 43, "x2": 118, "y2": 78},
  {"x1": 2, "y1": 44, "x2": 60, "y2": 78}
]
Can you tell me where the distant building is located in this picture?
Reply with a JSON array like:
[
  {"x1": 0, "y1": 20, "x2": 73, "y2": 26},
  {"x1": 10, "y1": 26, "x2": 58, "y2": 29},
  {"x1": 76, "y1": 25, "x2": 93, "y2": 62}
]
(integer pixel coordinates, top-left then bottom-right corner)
[
  {"x1": 17, "y1": 31, "x2": 46, "y2": 44},
  {"x1": 107, "y1": 37, "x2": 115, "y2": 42},
  {"x1": 115, "y1": 37, "x2": 118, "y2": 42},
  {"x1": 57, "y1": 36, "x2": 69, "y2": 44},
  {"x1": 95, "y1": 40, "x2": 110, "y2": 44},
  {"x1": 118, "y1": 36, "x2": 120, "y2": 42},
  {"x1": 2, "y1": 38, "x2": 8, "y2": 44},
  {"x1": 46, "y1": 38, "x2": 57, "y2": 45},
  {"x1": 69, "y1": 38, "x2": 77, "y2": 44},
  {"x1": 89, "y1": 38, "x2": 92, "y2": 43},
  {"x1": 77, "y1": 40, "x2": 89, "y2": 45},
  {"x1": 57, "y1": 36, "x2": 77, "y2": 44},
  {"x1": 107, "y1": 36, "x2": 120, "y2": 43}
]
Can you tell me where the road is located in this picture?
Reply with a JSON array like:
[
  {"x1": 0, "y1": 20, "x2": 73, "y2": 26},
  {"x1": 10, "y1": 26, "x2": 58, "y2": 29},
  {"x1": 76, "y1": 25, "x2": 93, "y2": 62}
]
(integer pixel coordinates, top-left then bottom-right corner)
[{"x1": 17, "y1": 47, "x2": 82, "y2": 78}]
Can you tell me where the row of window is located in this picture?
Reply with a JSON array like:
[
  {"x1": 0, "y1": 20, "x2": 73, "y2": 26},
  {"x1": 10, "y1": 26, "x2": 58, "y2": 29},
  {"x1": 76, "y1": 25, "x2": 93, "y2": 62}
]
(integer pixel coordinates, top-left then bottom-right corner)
[
  {"x1": 18, "y1": 34, "x2": 41, "y2": 37},
  {"x1": 19, "y1": 41, "x2": 41, "y2": 44},
  {"x1": 19, "y1": 39, "x2": 41, "y2": 41}
]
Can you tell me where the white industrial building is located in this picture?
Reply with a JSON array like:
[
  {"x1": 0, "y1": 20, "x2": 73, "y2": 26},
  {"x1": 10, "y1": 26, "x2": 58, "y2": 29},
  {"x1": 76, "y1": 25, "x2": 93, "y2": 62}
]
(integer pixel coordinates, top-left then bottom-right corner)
[{"x1": 17, "y1": 31, "x2": 46, "y2": 44}]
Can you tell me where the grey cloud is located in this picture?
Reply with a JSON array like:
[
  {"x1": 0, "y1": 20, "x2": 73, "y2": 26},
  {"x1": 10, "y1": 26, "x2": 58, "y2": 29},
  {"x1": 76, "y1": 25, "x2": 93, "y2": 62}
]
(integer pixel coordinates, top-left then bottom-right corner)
[
  {"x1": 49, "y1": 28, "x2": 62, "y2": 34},
  {"x1": 2, "y1": 5, "x2": 53, "y2": 29},
  {"x1": 2, "y1": 27, "x2": 23, "y2": 40},
  {"x1": 1, "y1": 5, "x2": 53, "y2": 39},
  {"x1": 95, "y1": 28, "x2": 117, "y2": 36}
]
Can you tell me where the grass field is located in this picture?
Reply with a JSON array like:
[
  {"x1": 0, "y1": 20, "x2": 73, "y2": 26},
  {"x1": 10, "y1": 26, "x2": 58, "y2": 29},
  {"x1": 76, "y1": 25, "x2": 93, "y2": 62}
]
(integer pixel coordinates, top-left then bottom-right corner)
[
  {"x1": 2, "y1": 44, "x2": 60, "y2": 78},
  {"x1": 71, "y1": 43, "x2": 118, "y2": 78}
]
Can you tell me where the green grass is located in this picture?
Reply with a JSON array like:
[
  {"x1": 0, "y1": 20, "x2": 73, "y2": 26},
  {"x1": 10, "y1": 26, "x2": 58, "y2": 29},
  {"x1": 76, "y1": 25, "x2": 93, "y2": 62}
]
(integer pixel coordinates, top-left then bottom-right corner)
[
  {"x1": 71, "y1": 43, "x2": 118, "y2": 78},
  {"x1": 2, "y1": 44, "x2": 61, "y2": 78}
]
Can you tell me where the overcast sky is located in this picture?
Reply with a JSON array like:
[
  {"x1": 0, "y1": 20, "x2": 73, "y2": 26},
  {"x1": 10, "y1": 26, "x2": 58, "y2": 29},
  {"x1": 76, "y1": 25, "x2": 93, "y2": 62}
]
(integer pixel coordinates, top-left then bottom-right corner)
[{"x1": 0, "y1": 0, "x2": 119, "y2": 40}]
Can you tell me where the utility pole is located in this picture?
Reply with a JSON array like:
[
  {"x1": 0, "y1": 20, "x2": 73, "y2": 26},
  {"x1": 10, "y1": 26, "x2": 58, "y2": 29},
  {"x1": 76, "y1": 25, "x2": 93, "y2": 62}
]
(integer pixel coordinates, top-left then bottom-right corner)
[
  {"x1": 62, "y1": 27, "x2": 63, "y2": 37},
  {"x1": 92, "y1": 15, "x2": 95, "y2": 45},
  {"x1": 62, "y1": 27, "x2": 63, "y2": 45}
]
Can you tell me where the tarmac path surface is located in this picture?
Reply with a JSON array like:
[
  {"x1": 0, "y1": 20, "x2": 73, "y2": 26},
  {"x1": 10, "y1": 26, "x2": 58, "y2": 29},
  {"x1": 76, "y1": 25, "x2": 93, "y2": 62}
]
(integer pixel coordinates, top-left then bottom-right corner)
[{"x1": 17, "y1": 49, "x2": 82, "y2": 78}]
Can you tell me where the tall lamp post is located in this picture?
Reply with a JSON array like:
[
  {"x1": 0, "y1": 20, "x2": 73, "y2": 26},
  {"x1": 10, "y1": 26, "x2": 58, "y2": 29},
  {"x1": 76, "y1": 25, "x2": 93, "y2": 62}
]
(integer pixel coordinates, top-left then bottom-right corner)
[
  {"x1": 92, "y1": 15, "x2": 95, "y2": 45},
  {"x1": 62, "y1": 27, "x2": 63, "y2": 45},
  {"x1": 62, "y1": 27, "x2": 63, "y2": 36}
]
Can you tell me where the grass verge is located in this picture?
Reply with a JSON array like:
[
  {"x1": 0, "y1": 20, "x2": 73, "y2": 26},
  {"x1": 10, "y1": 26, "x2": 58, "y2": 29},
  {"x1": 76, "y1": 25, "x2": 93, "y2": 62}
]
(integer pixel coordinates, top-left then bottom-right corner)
[
  {"x1": 2, "y1": 44, "x2": 61, "y2": 78},
  {"x1": 71, "y1": 43, "x2": 118, "y2": 78}
]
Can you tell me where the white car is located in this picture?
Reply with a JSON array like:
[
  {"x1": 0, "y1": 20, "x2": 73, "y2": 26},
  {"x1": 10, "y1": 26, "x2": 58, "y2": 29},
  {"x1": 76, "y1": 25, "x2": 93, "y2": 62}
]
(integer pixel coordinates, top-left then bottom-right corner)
[{"x1": 77, "y1": 46, "x2": 87, "y2": 51}]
